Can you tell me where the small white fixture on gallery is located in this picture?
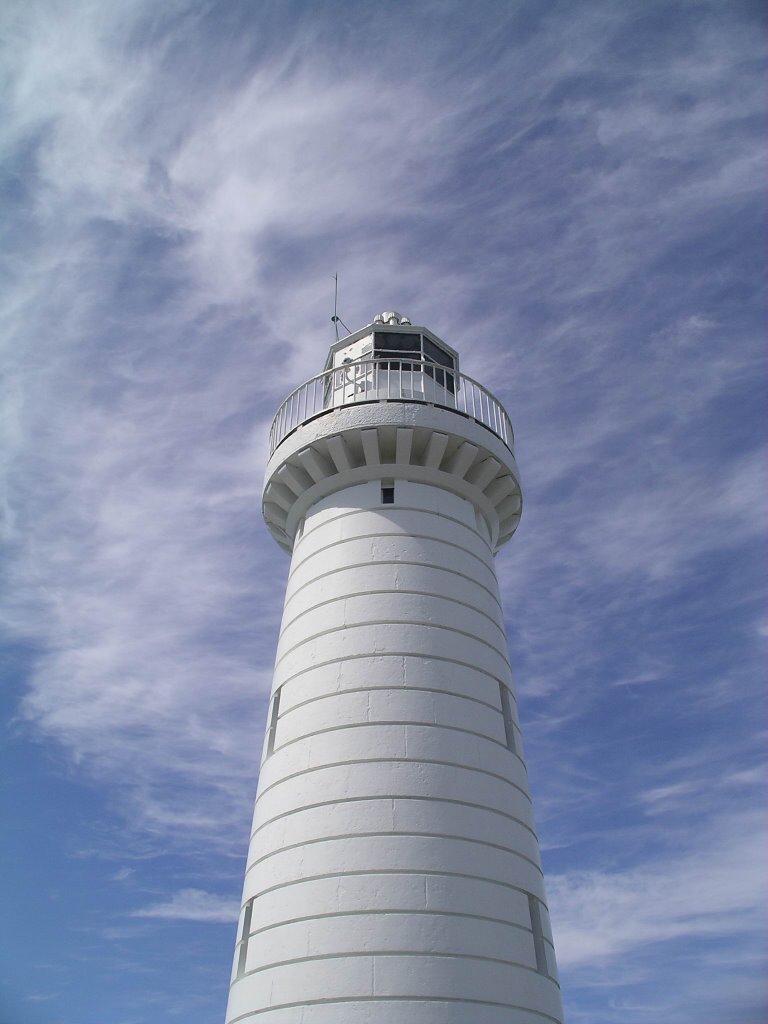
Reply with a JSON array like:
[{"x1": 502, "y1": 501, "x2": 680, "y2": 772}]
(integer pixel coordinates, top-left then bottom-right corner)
[{"x1": 225, "y1": 313, "x2": 564, "y2": 1024}]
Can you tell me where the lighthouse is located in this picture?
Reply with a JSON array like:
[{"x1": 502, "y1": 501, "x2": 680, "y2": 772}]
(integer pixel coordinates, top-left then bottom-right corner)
[{"x1": 225, "y1": 313, "x2": 564, "y2": 1024}]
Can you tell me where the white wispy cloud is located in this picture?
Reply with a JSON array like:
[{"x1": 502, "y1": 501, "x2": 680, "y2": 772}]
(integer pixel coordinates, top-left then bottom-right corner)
[
  {"x1": 550, "y1": 808, "x2": 766, "y2": 966},
  {"x1": 111, "y1": 867, "x2": 135, "y2": 883},
  {"x1": 130, "y1": 887, "x2": 237, "y2": 923},
  {"x1": 548, "y1": 805, "x2": 767, "y2": 1024}
]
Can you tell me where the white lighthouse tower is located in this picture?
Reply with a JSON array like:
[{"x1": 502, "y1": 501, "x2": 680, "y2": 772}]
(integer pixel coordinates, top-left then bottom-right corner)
[{"x1": 225, "y1": 313, "x2": 564, "y2": 1024}]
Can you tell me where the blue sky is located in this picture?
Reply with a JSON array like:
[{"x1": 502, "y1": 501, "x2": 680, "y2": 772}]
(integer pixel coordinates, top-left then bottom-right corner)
[{"x1": 0, "y1": 1, "x2": 765, "y2": 1021}]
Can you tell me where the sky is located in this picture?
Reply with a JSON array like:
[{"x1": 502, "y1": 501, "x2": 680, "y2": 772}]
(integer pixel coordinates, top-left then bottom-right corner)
[{"x1": 0, "y1": 0, "x2": 765, "y2": 1021}]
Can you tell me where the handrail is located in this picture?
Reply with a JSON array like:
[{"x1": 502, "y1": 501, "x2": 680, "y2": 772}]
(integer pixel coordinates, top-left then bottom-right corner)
[{"x1": 268, "y1": 358, "x2": 514, "y2": 456}]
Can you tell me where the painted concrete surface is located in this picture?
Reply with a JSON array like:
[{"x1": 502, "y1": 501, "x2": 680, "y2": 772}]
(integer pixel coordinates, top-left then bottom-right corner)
[{"x1": 225, "y1": 461, "x2": 563, "y2": 1022}]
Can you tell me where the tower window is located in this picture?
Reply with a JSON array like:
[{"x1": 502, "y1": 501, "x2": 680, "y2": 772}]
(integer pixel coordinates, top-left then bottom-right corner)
[
  {"x1": 528, "y1": 894, "x2": 549, "y2": 976},
  {"x1": 373, "y1": 332, "x2": 421, "y2": 363},
  {"x1": 372, "y1": 331, "x2": 456, "y2": 394},
  {"x1": 499, "y1": 682, "x2": 517, "y2": 754},
  {"x1": 423, "y1": 337, "x2": 454, "y2": 368},
  {"x1": 236, "y1": 897, "x2": 255, "y2": 979},
  {"x1": 265, "y1": 688, "x2": 281, "y2": 757},
  {"x1": 381, "y1": 484, "x2": 395, "y2": 505}
]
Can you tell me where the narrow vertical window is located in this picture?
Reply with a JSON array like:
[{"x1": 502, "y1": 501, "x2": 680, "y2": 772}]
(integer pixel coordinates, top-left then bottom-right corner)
[
  {"x1": 528, "y1": 894, "x2": 548, "y2": 976},
  {"x1": 265, "y1": 687, "x2": 281, "y2": 757},
  {"x1": 381, "y1": 483, "x2": 395, "y2": 504},
  {"x1": 235, "y1": 897, "x2": 255, "y2": 979},
  {"x1": 499, "y1": 681, "x2": 517, "y2": 754}
]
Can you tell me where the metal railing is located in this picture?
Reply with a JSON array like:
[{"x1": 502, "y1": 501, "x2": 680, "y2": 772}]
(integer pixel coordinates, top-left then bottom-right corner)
[{"x1": 269, "y1": 358, "x2": 514, "y2": 455}]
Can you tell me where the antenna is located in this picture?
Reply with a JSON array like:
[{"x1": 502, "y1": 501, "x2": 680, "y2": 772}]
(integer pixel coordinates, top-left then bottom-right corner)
[
  {"x1": 332, "y1": 274, "x2": 339, "y2": 342},
  {"x1": 330, "y1": 273, "x2": 351, "y2": 340}
]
